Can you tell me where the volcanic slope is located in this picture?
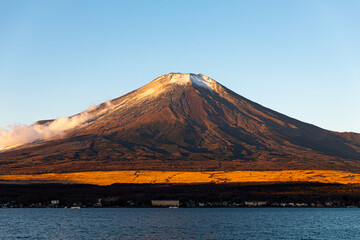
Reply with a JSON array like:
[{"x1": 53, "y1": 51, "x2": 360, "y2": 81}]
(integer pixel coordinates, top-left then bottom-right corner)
[{"x1": 1, "y1": 73, "x2": 360, "y2": 175}]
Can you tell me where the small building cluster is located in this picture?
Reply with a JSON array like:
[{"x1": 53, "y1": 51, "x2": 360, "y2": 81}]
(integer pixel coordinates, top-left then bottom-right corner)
[{"x1": 151, "y1": 200, "x2": 179, "y2": 207}]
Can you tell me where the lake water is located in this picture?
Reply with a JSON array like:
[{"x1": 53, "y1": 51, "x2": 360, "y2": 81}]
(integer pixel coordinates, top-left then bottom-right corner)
[{"x1": 0, "y1": 208, "x2": 359, "y2": 239}]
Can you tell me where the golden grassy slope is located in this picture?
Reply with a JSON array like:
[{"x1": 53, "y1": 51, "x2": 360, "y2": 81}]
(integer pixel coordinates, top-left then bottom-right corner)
[{"x1": 1, "y1": 170, "x2": 360, "y2": 186}]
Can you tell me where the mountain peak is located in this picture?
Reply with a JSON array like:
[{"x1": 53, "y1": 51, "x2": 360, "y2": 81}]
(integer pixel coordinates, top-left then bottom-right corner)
[
  {"x1": 2, "y1": 72, "x2": 360, "y2": 174},
  {"x1": 168, "y1": 73, "x2": 215, "y2": 91}
]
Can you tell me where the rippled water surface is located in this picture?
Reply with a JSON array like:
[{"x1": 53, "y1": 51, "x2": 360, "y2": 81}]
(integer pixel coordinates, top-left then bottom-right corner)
[{"x1": 1, "y1": 208, "x2": 360, "y2": 239}]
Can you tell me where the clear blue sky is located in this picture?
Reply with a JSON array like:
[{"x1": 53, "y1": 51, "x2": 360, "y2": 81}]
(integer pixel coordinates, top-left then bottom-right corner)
[{"x1": 0, "y1": 0, "x2": 359, "y2": 132}]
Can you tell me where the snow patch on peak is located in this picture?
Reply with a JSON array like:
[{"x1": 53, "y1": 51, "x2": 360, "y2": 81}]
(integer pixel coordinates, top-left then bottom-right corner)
[
  {"x1": 190, "y1": 74, "x2": 214, "y2": 91},
  {"x1": 169, "y1": 73, "x2": 215, "y2": 91},
  {"x1": 169, "y1": 73, "x2": 191, "y2": 85},
  {"x1": 168, "y1": 73, "x2": 217, "y2": 92}
]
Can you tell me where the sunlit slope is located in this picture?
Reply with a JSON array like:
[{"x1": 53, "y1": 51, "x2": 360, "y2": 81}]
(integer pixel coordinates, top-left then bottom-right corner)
[{"x1": 2, "y1": 170, "x2": 360, "y2": 185}]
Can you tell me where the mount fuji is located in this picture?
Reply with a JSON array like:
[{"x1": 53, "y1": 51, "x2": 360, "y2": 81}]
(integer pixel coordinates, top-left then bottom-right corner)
[{"x1": 1, "y1": 73, "x2": 360, "y2": 175}]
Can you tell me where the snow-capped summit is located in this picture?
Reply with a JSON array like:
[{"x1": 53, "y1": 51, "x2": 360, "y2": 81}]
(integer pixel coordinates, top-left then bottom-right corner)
[
  {"x1": 169, "y1": 73, "x2": 190, "y2": 85},
  {"x1": 169, "y1": 73, "x2": 215, "y2": 91}
]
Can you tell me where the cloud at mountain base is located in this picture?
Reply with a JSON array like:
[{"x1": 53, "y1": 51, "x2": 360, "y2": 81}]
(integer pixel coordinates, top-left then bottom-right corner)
[{"x1": 0, "y1": 110, "x2": 93, "y2": 150}]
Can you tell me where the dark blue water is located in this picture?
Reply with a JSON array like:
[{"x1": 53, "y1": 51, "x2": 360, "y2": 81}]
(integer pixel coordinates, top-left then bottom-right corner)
[{"x1": 0, "y1": 208, "x2": 359, "y2": 239}]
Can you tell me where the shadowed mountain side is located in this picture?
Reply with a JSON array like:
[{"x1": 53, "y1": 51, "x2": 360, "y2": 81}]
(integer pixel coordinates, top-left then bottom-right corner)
[{"x1": 1, "y1": 73, "x2": 360, "y2": 174}]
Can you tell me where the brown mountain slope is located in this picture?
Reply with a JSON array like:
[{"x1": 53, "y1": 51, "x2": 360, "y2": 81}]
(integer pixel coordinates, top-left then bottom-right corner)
[{"x1": 1, "y1": 73, "x2": 360, "y2": 174}]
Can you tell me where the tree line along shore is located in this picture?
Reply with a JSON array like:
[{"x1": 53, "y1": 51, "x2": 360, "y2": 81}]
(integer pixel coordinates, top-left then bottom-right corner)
[{"x1": 1, "y1": 182, "x2": 360, "y2": 208}]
